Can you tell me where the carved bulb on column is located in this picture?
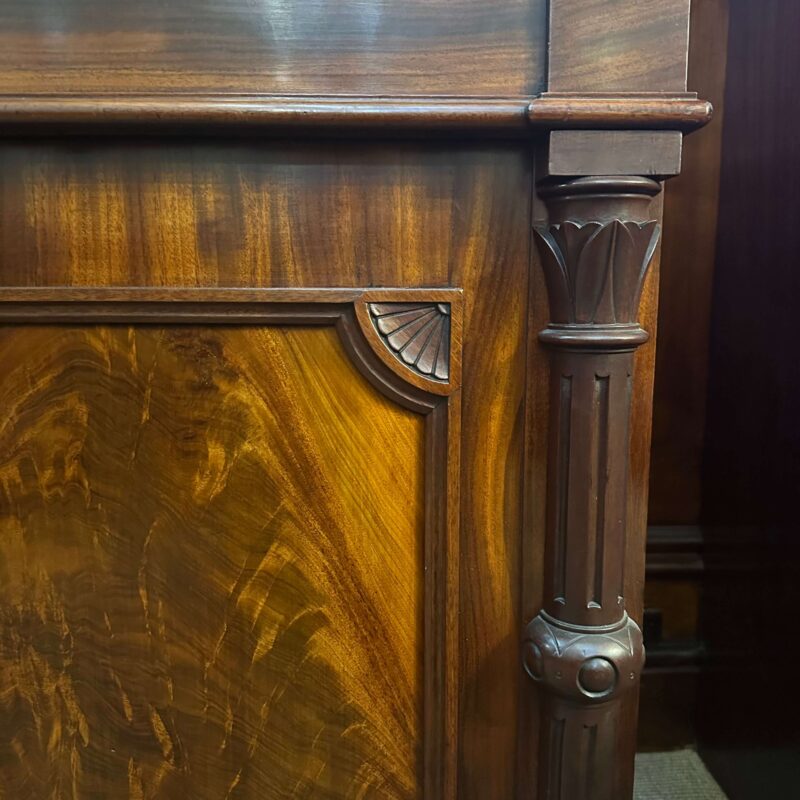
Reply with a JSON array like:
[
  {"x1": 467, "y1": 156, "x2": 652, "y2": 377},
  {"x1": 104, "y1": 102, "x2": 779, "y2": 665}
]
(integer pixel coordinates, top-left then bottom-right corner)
[{"x1": 525, "y1": 176, "x2": 661, "y2": 800}]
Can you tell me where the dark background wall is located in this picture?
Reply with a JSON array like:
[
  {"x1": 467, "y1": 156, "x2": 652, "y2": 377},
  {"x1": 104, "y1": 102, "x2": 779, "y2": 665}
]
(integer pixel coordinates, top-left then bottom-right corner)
[
  {"x1": 698, "y1": 1, "x2": 800, "y2": 795},
  {"x1": 642, "y1": 1, "x2": 800, "y2": 796},
  {"x1": 639, "y1": 0, "x2": 729, "y2": 751}
]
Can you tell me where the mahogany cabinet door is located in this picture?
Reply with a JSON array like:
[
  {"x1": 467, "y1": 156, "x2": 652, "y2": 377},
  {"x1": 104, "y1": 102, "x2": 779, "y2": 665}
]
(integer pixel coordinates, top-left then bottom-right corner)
[
  {"x1": 0, "y1": 1, "x2": 705, "y2": 798},
  {"x1": 0, "y1": 292, "x2": 461, "y2": 797}
]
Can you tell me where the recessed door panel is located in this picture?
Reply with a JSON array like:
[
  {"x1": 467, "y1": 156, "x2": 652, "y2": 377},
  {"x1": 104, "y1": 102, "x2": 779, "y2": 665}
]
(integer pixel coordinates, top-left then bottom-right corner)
[{"x1": 0, "y1": 311, "x2": 454, "y2": 798}]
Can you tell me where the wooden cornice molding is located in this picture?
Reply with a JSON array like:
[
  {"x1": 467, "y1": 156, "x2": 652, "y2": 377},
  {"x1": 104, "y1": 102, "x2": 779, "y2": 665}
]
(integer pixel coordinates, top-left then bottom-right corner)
[
  {"x1": 0, "y1": 94, "x2": 532, "y2": 136},
  {"x1": 0, "y1": 92, "x2": 711, "y2": 137},
  {"x1": 529, "y1": 93, "x2": 713, "y2": 132}
]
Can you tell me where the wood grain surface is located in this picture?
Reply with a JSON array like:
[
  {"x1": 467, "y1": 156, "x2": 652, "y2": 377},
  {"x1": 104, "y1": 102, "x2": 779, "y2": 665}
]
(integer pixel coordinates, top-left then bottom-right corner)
[
  {"x1": 0, "y1": 142, "x2": 520, "y2": 292},
  {"x1": 0, "y1": 0, "x2": 546, "y2": 97},
  {"x1": 0, "y1": 133, "x2": 531, "y2": 800},
  {"x1": 0, "y1": 0, "x2": 702, "y2": 791},
  {"x1": 548, "y1": 0, "x2": 691, "y2": 92},
  {"x1": 0, "y1": 140, "x2": 533, "y2": 797},
  {"x1": 0, "y1": 95, "x2": 710, "y2": 140},
  {"x1": 0, "y1": 323, "x2": 426, "y2": 798}
]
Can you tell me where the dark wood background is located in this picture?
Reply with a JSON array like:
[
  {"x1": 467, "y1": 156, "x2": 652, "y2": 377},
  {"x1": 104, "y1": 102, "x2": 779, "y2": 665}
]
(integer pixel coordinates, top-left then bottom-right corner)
[
  {"x1": 0, "y1": 139, "x2": 535, "y2": 798},
  {"x1": 642, "y1": 2, "x2": 800, "y2": 796}
]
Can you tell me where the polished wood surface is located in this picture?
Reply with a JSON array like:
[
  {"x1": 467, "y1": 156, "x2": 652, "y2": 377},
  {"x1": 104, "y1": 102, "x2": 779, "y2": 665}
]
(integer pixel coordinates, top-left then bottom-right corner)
[
  {"x1": 0, "y1": 96, "x2": 535, "y2": 138},
  {"x1": 0, "y1": 0, "x2": 704, "y2": 796},
  {"x1": 0, "y1": 142, "x2": 524, "y2": 290},
  {"x1": 529, "y1": 94, "x2": 711, "y2": 132},
  {"x1": 0, "y1": 322, "x2": 425, "y2": 797},
  {"x1": 542, "y1": 130, "x2": 684, "y2": 177},
  {"x1": 0, "y1": 0, "x2": 547, "y2": 96},
  {"x1": 0, "y1": 142, "x2": 533, "y2": 796},
  {"x1": 548, "y1": 0, "x2": 691, "y2": 92},
  {"x1": 0, "y1": 94, "x2": 711, "y2": 138}
]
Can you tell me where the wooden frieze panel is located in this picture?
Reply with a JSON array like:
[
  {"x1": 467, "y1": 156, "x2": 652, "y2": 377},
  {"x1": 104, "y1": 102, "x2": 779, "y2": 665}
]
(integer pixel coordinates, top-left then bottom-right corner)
[{"x1": 0, "y1": 0, "x2": 547, "y2": 97}]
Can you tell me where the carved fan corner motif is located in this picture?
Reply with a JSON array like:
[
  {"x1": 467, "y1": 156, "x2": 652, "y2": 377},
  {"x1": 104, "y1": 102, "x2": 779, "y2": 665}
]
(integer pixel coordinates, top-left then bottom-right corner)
[{"x1": 367, "y1": 302, "x2": 451, "y2": 382}]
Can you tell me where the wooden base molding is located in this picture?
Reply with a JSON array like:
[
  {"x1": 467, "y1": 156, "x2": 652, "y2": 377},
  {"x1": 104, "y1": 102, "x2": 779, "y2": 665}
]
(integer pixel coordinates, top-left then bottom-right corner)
[{"x1": 646, "y1": 525, "x2": 706, "y2": 578}]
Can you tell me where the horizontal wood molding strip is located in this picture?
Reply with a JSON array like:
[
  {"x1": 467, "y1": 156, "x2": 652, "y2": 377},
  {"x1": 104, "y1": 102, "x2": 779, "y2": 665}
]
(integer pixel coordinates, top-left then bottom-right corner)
[
  {"x1": 0, "y1": 95, "x2": 532, "y2": 136},
  {"x1": 645, "y1": 525, "x2": 705, "y2": 577},
  {"x1": 643, "y1": 641, "x2": 707, "y2": 673},
  {"x1": 529, "y1": 94, "x2": 713, "y2": 132},
  {"x1": 0, "y1": 287, "x2": 365, "y2": 304},
  {"x1": 0, "y1": 93, "x2": 711, "y2": 136}
]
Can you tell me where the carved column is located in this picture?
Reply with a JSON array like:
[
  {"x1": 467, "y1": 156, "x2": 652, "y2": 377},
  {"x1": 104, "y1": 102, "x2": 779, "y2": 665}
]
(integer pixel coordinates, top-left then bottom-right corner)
[{"x1": 524, "y1": 176, "x2": 661, "y2": 800}]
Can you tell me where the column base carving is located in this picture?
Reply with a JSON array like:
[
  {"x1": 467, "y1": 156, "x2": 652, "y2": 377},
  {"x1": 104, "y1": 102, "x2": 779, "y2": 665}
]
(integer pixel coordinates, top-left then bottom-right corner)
[
  {"x1": 523, "y1": 613, "x2": 644, "y2": 705},
  {"x1": 524, "y1": 614, "x2": 644, "y2": 800}
]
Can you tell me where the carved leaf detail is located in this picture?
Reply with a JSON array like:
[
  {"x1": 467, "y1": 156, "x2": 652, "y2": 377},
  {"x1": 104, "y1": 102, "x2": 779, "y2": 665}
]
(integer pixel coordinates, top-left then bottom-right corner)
[
  {"x1": 535, "y1": 220, "x2": 660, "y2": 325},
  {"x1": 368, "y1": 302, "x2": 451, "y2": 381}
]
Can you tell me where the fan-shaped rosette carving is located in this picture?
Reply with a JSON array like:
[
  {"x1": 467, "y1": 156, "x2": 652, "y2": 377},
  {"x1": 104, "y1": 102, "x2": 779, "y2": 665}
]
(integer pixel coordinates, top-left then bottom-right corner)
[
  {"x1": 368, "y1": 302, "x2": 451, "y2": 381},
  {"x1": 535, "y1": 220, "x2": 660, "y2": 324}
]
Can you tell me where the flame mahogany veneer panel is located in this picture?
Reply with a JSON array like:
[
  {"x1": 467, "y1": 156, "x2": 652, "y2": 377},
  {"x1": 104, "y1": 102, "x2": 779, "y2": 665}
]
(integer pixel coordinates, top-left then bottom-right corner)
[
  {"x1": 0, "y1": 323, "x2": 426, "y2": 797},
  {"x1": 0, "y1": 142, "x2": 526, "y2": 291}
]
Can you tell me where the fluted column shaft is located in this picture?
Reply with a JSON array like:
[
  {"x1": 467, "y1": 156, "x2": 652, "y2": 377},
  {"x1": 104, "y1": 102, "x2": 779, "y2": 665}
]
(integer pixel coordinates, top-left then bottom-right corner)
[{"x1": 524, "y1": 176, "x2": 661, "y2": 800}]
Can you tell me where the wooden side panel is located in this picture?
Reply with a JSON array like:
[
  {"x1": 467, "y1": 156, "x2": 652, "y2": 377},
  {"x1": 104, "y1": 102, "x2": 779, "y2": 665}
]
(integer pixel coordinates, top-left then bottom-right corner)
[
  {"x1": 0, "y1": 323, "x2": 426, "y2": 798},
  {"x1": 640, "y1": 0, "x2": 730, "y2": 751},
  {"x1": 0, "y1": 142, "x2": 533, "y2": 796},
  {"x1": 0, "y1": 0, "x2": 546, "y2": 96},
  {"x1": 548, "y1": 0, "x2": 691, "y2": 92},
  {"x1": 620, "y1": 193, "x2": 663, "y2": 797}
]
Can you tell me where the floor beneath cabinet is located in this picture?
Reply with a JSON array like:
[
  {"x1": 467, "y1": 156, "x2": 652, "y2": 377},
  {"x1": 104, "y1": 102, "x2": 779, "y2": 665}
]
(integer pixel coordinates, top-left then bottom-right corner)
[{"x1": 634, "y1": 750, "x2": 728, "y2": 799}]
